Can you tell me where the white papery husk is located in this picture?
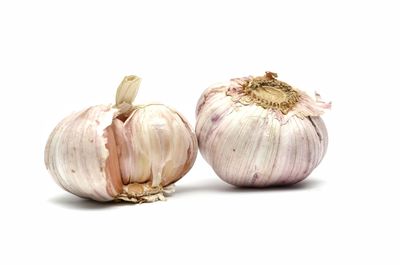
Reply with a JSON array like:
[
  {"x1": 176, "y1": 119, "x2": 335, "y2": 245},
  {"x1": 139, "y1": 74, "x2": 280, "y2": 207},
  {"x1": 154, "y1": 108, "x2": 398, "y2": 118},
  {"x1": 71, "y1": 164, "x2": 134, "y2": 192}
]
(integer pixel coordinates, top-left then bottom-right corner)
[
  {"x1": 45, "y1": 76, "x2": 198, "y2": 202},
  {"x1": 195, "y1": 76, "x2": 330, "y2": 187}
]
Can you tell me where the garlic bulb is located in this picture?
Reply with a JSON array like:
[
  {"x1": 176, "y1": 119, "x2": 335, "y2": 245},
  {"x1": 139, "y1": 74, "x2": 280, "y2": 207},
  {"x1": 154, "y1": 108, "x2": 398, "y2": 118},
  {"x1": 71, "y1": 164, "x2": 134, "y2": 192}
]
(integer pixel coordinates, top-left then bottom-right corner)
[
  {"x1": 196, "y1": 72, "x2": 330, "y2": 187},
  {"x1": 45, "y1": 76, "x2": 198, "y2": 203}
]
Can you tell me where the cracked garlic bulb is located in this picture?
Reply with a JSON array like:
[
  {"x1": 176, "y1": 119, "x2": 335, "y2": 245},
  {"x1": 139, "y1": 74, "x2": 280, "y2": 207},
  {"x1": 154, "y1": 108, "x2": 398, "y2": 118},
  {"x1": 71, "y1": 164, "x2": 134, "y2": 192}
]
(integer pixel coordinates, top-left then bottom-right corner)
[
  {"x1": 45, "y1": 75, "x2": 197, "y2": 203},
  {"x1": 195, "y1": 72, "x2": 330, "y2": 187}
]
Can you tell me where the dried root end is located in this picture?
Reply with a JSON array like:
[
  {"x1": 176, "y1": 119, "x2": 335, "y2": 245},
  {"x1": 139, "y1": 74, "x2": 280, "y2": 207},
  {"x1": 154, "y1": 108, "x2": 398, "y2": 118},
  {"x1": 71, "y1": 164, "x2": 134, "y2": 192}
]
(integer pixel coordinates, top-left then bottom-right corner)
[
  {"x1": 241, "y1": 72, "x2": 300, "y2": 114},
  {"x1": 114, "y1": 183, "x2": 175, "y2": 203}
]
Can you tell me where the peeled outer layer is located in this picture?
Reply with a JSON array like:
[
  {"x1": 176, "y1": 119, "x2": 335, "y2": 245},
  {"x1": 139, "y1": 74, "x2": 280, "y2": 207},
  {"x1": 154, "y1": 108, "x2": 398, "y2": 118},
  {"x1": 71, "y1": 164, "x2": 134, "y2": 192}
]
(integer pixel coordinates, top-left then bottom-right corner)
[
  {"x1": 45, "y1": 105, "x2": 120, "y2": 201},
  {"x1": 45, "y1": 104, "x2": 197, "y2": 202},
  {"x1": 195, "y1": 77, "x2": 330, "y2": 187}
]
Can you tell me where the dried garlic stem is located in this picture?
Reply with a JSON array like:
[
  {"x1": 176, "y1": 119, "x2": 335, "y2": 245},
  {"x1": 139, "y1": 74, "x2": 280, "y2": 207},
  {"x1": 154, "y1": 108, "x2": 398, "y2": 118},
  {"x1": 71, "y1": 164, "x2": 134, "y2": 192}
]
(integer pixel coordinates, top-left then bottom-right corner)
[{"x1": 115, "y1": 75, "x2": 142, "y2": 106}]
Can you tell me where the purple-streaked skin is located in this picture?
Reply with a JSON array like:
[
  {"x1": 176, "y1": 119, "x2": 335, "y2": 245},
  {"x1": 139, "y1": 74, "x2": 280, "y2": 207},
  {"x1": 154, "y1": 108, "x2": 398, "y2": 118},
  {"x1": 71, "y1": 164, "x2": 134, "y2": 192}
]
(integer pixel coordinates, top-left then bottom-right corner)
[{"x1": 195, "y1": 77, "x2": 330, "y2": 187}]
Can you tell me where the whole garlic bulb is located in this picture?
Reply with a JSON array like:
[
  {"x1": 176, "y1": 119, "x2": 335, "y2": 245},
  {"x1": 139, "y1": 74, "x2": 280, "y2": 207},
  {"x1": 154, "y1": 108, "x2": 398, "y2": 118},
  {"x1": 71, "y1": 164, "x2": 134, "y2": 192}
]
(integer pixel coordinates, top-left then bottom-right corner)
[
  {"x1": 196, "y1": 72, "x2": 330, "y2": 187},
  {"x1": 45, "y1": 76, "x2": 198, "y2": 203}
]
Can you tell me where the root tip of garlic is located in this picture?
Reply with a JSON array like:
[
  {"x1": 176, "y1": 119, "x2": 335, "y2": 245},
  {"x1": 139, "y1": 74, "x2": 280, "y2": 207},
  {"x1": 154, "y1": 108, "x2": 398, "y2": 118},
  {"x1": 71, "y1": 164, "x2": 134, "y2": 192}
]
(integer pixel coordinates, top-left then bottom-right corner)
[
  {"x1": 265, "y1": 71, "x2": 278, "y2": 80},
  {"x1": 114, "y1": 183, "x2": 175, "y2": 204}
]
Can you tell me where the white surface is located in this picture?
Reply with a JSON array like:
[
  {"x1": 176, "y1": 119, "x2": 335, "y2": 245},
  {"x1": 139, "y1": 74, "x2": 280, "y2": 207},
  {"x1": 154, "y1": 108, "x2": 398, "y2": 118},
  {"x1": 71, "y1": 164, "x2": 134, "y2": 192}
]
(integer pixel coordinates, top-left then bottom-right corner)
[{"x1": 1, "y1": 0, "x2": 399, "y2": 264}]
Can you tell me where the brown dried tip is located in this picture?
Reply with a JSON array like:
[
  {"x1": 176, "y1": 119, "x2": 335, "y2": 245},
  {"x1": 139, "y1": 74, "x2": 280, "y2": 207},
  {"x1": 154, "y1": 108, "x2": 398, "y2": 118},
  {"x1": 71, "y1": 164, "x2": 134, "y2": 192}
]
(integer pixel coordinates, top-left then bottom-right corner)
[
  {"x1": 243, "y1": 72, "x2": 299, "y2": 114},
  {"x1": 265, "y1": 71, "x2": 278, "y2": 80}
]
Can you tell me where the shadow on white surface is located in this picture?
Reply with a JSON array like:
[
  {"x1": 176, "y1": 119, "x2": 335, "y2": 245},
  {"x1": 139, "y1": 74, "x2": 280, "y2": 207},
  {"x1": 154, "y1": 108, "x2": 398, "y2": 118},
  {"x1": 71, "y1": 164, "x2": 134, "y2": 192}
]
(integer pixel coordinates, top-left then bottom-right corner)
[
  {"x1": 175, "y1": 178, "x2": 324, "y2": 195},
  {"x1": 48, "y1": 178, "x2": 323, "y2": 210},
  {"x1": 48, "y1": 194, "x2": 131, "y2": 210}
]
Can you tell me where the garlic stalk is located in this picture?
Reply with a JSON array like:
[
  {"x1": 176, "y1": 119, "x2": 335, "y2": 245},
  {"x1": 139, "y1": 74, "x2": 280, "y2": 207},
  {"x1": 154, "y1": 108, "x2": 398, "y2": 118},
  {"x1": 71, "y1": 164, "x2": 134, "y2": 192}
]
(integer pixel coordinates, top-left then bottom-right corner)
[
  {"x1": 45, "y1": 75, "x2": 198, "y2": 203},
  {"x1": 195, "y1": 72, "x2": 330, "y2": 187}
]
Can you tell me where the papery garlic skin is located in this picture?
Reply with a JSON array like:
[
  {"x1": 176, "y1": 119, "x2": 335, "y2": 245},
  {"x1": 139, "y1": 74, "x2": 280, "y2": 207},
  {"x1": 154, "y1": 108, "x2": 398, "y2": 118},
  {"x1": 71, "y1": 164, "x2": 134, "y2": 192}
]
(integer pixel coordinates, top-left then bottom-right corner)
[
  {"x1": 45, "y1": 76, "x2": 197, "y2": 202},
  {"x1": 195, "y1": 73, "x2": 329, "y2": 187},
  {"x1": 45, "y1": 105, "x2": 121, "y2": 201}
]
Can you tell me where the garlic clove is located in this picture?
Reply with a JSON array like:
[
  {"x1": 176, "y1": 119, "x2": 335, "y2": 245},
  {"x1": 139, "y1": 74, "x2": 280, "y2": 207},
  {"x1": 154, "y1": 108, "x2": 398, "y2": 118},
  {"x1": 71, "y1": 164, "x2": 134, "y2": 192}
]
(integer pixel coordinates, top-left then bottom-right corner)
[{"x1": 112, "y1": 104, "x2": 198, "y2": 188}]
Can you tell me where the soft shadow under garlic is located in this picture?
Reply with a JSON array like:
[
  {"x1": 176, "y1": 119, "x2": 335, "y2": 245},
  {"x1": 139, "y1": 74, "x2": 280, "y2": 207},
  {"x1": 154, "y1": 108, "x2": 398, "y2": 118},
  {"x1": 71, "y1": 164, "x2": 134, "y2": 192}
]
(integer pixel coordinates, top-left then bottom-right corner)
[
  {"x1": 48, "y1": 194, "x2": 135, "y2": 210},
  {"x1": 230, "y1": 178, "x2": 324, "y2": 192},
  {"x1": 174, "y1": 178, "x2": 324, "y2": 195}
]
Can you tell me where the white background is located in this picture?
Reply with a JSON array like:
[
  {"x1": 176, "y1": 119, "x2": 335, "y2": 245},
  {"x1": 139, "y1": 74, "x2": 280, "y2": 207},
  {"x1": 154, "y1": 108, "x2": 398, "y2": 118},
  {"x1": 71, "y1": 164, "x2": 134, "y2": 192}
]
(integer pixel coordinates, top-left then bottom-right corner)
[{"x1": 1, "y1": 0, "x2": 399, "y2": 264}]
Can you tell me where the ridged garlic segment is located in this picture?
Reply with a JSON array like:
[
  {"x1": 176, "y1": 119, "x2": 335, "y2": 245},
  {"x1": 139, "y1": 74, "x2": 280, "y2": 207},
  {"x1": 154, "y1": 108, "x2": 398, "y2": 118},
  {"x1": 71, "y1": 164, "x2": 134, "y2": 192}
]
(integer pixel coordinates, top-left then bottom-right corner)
[
  {"x1": 45, "y1": 76, "x2": 198, "y2": 203},
  {"x1": 196, "y1": 72, "x2": 330, "y2": 187}
]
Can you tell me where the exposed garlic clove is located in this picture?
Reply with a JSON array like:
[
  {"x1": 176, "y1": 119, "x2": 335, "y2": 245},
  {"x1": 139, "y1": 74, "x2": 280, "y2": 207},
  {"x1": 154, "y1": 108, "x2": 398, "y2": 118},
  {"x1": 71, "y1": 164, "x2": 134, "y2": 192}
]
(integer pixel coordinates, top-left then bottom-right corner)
[
  {"x1": 195, "y1": 72, "x2": 330, "y2": 187},
  {"x1": 45, "y1": 75, "x2": 197, "y2": 203},
  {"x1": 111, "y1": 104, "x2": 197, "y2": 188}
]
